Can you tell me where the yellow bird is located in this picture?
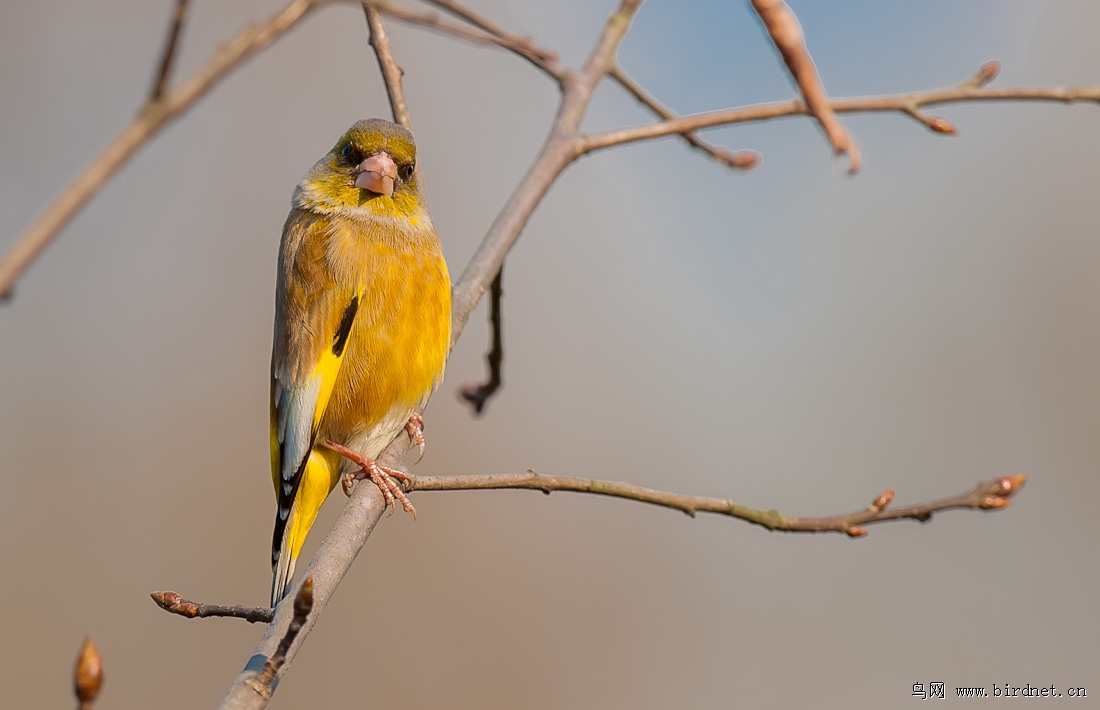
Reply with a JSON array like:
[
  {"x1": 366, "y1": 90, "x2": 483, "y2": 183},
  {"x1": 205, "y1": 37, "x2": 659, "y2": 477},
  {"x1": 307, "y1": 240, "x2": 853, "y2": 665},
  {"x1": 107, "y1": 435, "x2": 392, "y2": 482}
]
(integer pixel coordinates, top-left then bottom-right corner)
[{"x1": 269, "y1": 119, "x2": 450, "y2": 605}]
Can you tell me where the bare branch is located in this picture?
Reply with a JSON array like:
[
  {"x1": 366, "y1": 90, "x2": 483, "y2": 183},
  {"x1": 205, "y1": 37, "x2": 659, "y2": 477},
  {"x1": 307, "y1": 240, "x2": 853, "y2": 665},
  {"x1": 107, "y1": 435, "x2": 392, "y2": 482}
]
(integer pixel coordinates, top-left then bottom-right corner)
[
  {"x1": 159, "y1": 472, "x2": 1025, "y2": 633},
  {"x1": 459, "y1": 267, "x2": 504, "y2": 414},
  {"x1": 750, "y1": 0, "x2": 860, "y2": 172},
  {"x1": 578, "y1": 72, "x2": 1100, "y2": 156},
  {"x1": 151, "y1": 591, "x2": 272, "y2": 623},
  {"x1": 150, "y1": 0, "x2": 191, "y2": 102},
  {"x1": 405, "y1": 472, "x2": 1027, "y2": 535},
  {"x1": 74, "y1": 637, "x2": 104, "y2": 710},
  {"x1": 610, "y1": 64, "x2": 759, "y2": 170},
  {"x1": 0, "y1": 0, "x2": 328, "y2": 301}
]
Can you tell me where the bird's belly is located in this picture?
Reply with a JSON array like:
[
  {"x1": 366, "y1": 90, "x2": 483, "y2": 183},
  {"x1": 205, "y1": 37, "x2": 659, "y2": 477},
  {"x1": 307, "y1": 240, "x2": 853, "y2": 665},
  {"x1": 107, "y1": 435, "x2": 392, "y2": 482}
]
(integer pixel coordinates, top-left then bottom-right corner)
[{"x1": 318, "y1": 248, "x2": 450, "y2": 462}]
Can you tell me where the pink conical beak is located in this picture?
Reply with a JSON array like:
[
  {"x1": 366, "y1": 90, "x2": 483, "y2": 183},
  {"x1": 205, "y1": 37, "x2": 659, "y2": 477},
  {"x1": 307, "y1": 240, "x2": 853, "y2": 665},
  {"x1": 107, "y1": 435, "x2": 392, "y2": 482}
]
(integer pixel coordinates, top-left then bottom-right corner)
[{"x1": 354, "y1": 153, "x2": 397, "y2": 197}]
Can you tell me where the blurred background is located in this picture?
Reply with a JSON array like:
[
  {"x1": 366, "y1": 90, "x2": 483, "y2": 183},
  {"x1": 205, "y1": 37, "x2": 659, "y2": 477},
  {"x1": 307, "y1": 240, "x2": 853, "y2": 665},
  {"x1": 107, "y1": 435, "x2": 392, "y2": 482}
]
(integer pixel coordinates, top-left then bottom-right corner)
[{"x1": 2, "y1": 1, "x2": 1098, "y2": 707}]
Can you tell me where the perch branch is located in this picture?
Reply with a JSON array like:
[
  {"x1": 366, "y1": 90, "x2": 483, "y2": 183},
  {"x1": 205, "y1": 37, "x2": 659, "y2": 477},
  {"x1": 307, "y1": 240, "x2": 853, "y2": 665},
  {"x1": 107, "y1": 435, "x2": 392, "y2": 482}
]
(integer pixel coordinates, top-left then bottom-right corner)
[
  {"x1": 459, "y1": 267, "x2": 504, "y2": 414},
  {"x1": 403, "y1": 472, "x2": 1027, "y2": 536},
  {"x1": 158, "y1": 474, "x2": 1025, "y2": 629},
  {"x1": 750, "y1": 0, "x2": 860, "y2": 172}
]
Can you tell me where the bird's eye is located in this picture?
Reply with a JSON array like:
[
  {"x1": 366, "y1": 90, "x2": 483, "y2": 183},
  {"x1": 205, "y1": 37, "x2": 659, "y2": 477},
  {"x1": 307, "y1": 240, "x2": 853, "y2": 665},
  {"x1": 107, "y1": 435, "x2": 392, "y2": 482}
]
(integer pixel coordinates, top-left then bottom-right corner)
[
  {"x1": 399, "y1": 162, "x2": 415, "y2": 182},
  {"x1": 340, "y1": 143, "x2": 355, "y2": 162}
]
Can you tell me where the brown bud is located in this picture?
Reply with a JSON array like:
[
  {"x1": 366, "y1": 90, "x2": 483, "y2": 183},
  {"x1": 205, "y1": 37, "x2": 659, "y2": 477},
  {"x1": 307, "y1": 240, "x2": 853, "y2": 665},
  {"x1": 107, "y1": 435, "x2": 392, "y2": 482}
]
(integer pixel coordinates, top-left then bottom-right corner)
[
  {"x1": 980, "y1": 496, "x2": 1011, "y2": 509},
  {"x1": 995, "y1": 474, "x2": 1027, "y2": 497},
  {"x1": 870, "y1": 489, "x2": 895, "y2": 512},
  {"x1": 728, "y1": 151, "x2": 762, "y2": 170},
  {"x1": 846, "y1": 526, "x2": 869, "y2": 538},
  {"x1": 973, "y1": 60, "x2": 1000, "y2": 87},
  {"x1": 74, "y1": 637, "x2": 104, "y2": 704},
  {"x1": 928, "y1": 117, "x2": 958, "y2": 135},
  {"x1": 150, "y1": 591, "x2": 180, "y2": 609}
]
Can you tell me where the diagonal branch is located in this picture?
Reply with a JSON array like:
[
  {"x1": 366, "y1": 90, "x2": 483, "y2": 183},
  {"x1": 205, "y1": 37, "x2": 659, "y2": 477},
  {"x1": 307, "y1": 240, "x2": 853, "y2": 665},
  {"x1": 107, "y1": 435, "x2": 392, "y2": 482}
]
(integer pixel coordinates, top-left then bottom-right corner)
[
  {"x1": 750, "y1": 0, "x2": 861, "y2": 172},
  {"x1": 219, "y1": 4, "x2": 647, "y2": 707},
  {"x1": 371, "y1": 0, "x2": 563, "y2": 77},
  {"x1": 421, "y1": 0, "x2": 564, "y2": 83},
  {"x1": 0, "y1": 0, "x2": 330, "y2": 301}
]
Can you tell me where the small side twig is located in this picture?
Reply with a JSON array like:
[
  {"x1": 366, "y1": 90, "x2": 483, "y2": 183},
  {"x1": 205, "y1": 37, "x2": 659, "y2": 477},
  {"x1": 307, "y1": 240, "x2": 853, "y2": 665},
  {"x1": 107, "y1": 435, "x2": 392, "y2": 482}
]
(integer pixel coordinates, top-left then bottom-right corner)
[
  {"x1": 256, "y1": 576, "x2": 313, "y2": 689},
  {"x1": 151, "y1": 591, "x2": 273, "y2": 624},
  {"x1": 460, "y1": 267, "x2": 504, "y2": 414},
  {"x1": 750, "y1": 0, "x2": 861, "y2": 172},
  {"x1": 610, "y1": 64, "x2": 759, "y2": 170},
  {"x1": 149, "y1": 0, "x2": 191, "y2": 102},
  {"x1": 74, "y1": 637, "x2": 104, "y2": 710}
]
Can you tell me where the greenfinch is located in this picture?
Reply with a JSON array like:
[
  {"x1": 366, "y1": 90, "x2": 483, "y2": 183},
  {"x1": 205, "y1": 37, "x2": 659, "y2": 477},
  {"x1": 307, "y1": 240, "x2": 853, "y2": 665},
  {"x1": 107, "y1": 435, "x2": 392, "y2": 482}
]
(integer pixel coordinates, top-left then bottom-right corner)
[{"x1": 269, "y1": 119, "x2": 451, "y2": 605}]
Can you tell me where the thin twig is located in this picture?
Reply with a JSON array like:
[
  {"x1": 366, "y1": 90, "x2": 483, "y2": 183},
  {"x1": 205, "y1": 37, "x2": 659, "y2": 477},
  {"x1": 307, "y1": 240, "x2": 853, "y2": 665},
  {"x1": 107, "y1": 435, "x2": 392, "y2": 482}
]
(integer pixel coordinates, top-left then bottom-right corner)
[
  {"x1": 610, "y1": 64, "x2": 759, "y2": 170},
  {"x1": 577, "y1": 74, "x2": 1100, "y2": 156},
  {"x1": 151, "y1": 591, "x2": 273, "y2": 623},
  {"x1": 750, "y1": 0, "x2": 860, "y2": 172},
  {"x1": 73, "y1": 637, "x2": 104, "y2": 710},
  {"x1": 421, "y1": 0, "x2": 563, "y2": 82},
  {"x1": 459, "y1": 267, "x2": 504, "y2": 414},
  {"x1": 403, "y1": 472, "x2": 1027, "y2": 536},
  {"x1": 150, "y1": 0, "x2": 191, "y2": 102},
  {"x1": 367, "y1": 1, "x2": 558, "y2": 77}
]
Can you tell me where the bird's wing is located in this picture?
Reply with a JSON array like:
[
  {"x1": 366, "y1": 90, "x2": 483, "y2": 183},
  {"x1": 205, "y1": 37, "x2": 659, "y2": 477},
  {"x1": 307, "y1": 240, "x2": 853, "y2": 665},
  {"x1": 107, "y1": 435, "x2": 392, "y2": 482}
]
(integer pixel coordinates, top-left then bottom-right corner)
[{"x1": 269, "y1": 213, "x2": 361, "y2": 530}]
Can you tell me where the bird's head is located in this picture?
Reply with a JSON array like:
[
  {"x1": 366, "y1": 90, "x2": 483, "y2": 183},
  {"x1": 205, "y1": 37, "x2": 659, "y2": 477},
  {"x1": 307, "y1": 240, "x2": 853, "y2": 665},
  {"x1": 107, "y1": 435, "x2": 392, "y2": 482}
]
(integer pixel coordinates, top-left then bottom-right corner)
[{"x1": 294, "y1": 119, "x2": 426, "y2": 223}]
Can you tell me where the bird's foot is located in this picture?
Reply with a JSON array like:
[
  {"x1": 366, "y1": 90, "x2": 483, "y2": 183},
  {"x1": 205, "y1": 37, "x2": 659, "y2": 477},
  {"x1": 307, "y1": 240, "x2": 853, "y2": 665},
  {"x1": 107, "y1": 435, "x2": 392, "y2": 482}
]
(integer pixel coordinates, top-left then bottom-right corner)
[
  {"x1": 323, "y1": 440, "x2": 416, "y2": 519},
  {"x1": 405, "y1": 413, "x2": 426, "y2": 463}
]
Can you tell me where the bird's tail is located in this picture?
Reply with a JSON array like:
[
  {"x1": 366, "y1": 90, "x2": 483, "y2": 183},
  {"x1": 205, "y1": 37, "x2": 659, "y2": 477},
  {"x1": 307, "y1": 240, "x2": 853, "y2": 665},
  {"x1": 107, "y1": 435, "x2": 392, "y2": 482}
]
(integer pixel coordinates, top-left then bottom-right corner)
[{"x1": 271, "y1": 451, "x2": 340, "y2": 606}]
